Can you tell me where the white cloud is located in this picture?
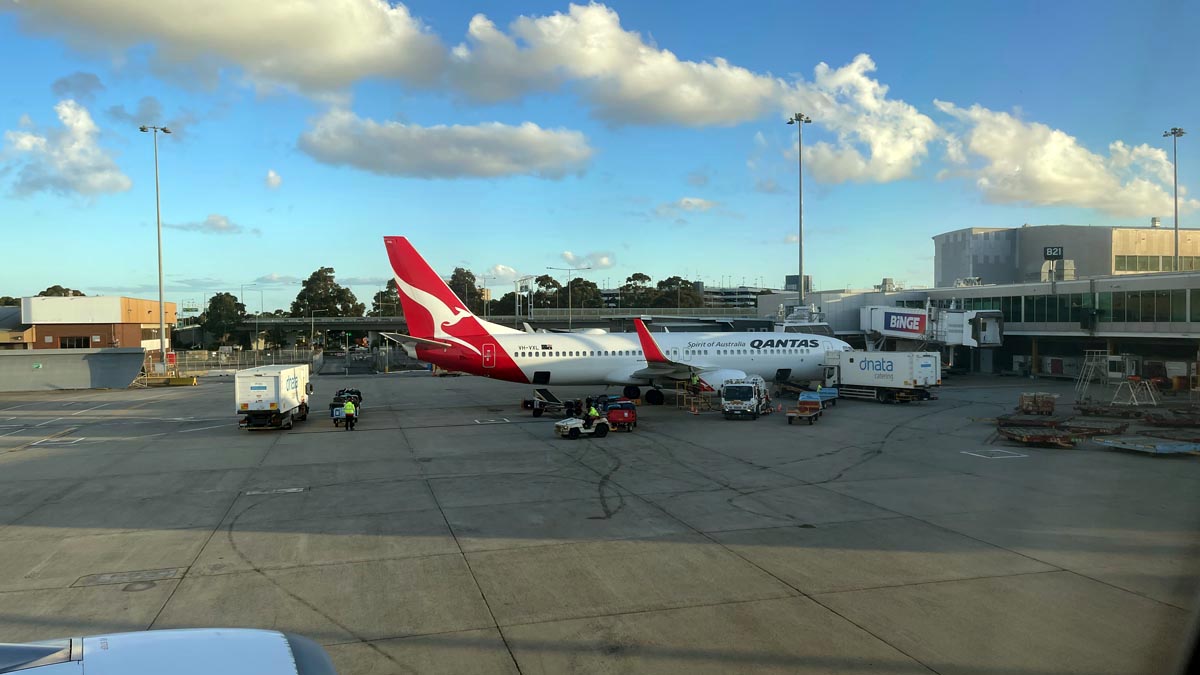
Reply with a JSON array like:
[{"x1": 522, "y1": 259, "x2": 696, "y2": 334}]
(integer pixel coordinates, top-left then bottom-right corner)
[
  {"x1": 783, "y1": 234, "x2": 799, "y2": 243},
  {"x1": 654, "y1": 196, "x2": 718, "y2": 218},
  {"x1": 485, "y1": 264, "x2": 521, "y2": 284},
  {"x1": 755, "y1": 177, "x2": 786, "y2": 194},
  {"x1": 51, "y1": 71, "x2": 104, "y2": 101},
  {"x1": 166, "y1": 213, "x2": 260, "y2": 236},
  {"x1": 107, "y1": 96, "x2": 199, "y2": 139},
  {"x1": 298, "y1": 108, "x2": 593, "y2": 179},
  {"x1": 935, "y1": 101, "x2": 1197, "y2": 217},
  {"x1": 265, "y1": 169, "x2": 282, "y2": 189},
  {"x1": 785, "y1": 54, "x2": 941, "y2": 184},
  {"x1": 340, "y1": 276, "x2": 389, "y2": 285},
  {"x1": 107, "y1": 96, "x2": 163, "y2": 126},
  {"x1": 254, "y1": 273, "x2": 300, "y2": 285},
  {"x1": 560, "y1": 251, "x2": 615, "y2": 269},
  {"x1": 5, "y1": 0, "x2": 444, "y2": 93},
  {"x1": 678, "y1": 197, "x2": 717, "y2": 211},
  {"x1": 3, "y1": 99, "x2": 131, "y2": 196},
  {"x1": 450, "y1": 4, "x2": 781, "y2": 126}
]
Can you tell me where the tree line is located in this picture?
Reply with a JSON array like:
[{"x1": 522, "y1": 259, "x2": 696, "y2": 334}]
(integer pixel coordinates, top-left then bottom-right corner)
[
  {"x1": 6, "y1": 269, "x2": 738, "y2": 347},
  {"x1": 1, "y1": 286, "x2": 88, "y2": 306}
]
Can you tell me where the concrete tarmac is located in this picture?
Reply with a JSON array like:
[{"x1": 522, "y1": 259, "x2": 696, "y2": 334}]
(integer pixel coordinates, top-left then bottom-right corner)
[{"x1": 0, "y1": 373, "x2": 1197, "y2": 674}]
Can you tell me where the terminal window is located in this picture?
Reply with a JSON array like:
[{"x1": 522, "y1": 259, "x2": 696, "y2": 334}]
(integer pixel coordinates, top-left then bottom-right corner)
[
  {"x1": 1115, "y1": 255, "x2": 1199, "y2": 272},
  {"x1": 59, "y1": 336, "x2": 89, "y2": 349}
]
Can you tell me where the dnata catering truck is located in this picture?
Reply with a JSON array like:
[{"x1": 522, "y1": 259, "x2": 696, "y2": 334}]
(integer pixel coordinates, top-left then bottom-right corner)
[
  {"x1": 235, "y1": 364, "x2": 314, "y2": 429},
  {"x1": 823, "y1": 351, "x2": 940, "y2": 403},
  {"x1": 720, "y1": 376, "x2": 773, "y2": 420}
]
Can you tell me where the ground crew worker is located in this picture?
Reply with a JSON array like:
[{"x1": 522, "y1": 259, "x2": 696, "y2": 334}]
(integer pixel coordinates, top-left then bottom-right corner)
[
  {"x1": 584, "y1": 404, "x2": 600, "y2": 428},
  {"x1": 342, "y1": 398, "x2": 357, "y2": 431},
  {"x1": 689, "y1": 373, "x2": 701, "y2": 395}
]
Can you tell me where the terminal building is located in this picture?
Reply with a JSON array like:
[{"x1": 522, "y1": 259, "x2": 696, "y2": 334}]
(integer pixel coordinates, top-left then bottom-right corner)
[
  {"x1": 601, "y1": 284, "x2": 774, "y2": 309},
  {"x1": 933, "y1": 221, "x2": 1200, "y2": 286},
  {"x1": 0, "y1": 296, "x2": 176, "y2": 352},
  {"x1": 759, "y1": 223, "x2": 1200, "y2": 379}
]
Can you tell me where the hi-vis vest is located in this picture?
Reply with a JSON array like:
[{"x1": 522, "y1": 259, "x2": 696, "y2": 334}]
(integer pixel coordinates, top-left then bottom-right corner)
[{"x1": 343, "y1": 401, "x2": 356, "y2": 415}]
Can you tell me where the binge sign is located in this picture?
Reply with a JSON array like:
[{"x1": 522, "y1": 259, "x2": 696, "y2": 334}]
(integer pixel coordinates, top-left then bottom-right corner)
[{"x1": 883, "y1": 312, "x2": 926, "y2": 335}]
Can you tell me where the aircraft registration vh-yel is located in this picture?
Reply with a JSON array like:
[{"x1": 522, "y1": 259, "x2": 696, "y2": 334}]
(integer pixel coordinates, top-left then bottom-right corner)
[{"x1": 384, "y1": 236, "x2": 853, "y2": 405}]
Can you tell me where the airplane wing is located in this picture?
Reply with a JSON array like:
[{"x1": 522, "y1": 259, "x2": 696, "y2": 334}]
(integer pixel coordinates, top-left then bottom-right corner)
[
  {"x1": 631, "y1": 318, "x2": 745, "y2": 388},
  {"x1": 379, "y1": 332, "x2": 453, "y2": 358}
]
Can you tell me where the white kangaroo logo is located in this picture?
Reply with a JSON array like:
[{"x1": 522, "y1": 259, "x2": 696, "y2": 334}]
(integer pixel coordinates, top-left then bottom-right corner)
[{"x1": 393, "y1": 274, "x2": 482, "y2": 356}]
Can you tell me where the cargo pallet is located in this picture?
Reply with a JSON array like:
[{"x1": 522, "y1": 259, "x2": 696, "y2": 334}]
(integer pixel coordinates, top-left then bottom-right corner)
[
  {"x1": 1073, "y1": 404, "x2": 1149, "y2": 419},
  {"x1": 1092, "y1": 435, "x2": 1200, "y2": 455},
  {"x1": 996, "y1": 426, "x2": 1083, "y2": 449}
]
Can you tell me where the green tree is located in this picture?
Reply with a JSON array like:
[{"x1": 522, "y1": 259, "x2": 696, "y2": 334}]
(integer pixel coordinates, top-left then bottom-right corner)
[
  {"x1": 621, "y1": 272, "x2": 653, "y2": 306},
  {"x1": 290, "y1": 267, "x2": 365, "y2": 318},
  {"x1": 0, "y1": 296, "x2": 18, "y2": 306},
  {"x1": 488, "y1": 291, "x2": 520, "y2": 318},
  {"x1": 447, "y1": 268, "x2": 484, "y2": 314},
  {"x1": 38, "y1": 285, "x2": 85, "y2": 297},
  {"x1": 533, "y1": 274, "x2": 561, "y2": 309},
  {"x1": 202, "y1": 292, "x2": 246, "y2": 346},
  {"x1": 653, "y1": 276, "x2": 703, "y2": 308},
  {"x1": 566, "y1": 277, "x2": 603, "y2": 308},
  {"x1": 368, "y1": 279, "x2": 401, "y2": 316}
]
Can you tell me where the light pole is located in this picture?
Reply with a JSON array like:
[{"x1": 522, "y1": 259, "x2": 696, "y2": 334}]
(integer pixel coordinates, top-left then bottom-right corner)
[
  {"x1": 478, "y1": 274, "x2": 495, "y2": 320},
  {"x1": 240, "y1": 283, "x2": 257, "y2": 354},
  {"x1": 310, "y1": 309, "x2": 328, "y2": 349},
  {"x1": 787, "y1": 112, "x2": 812, "y2": 305},
  {"x1": 547, "y1": 265, "x2": 591, "y2": 330},
  {"x1": 139, "y1": 125, "x2": 171, "y2": 370},
  {"x1": 514, "y1": 276, "x2": 534, "y2": 327},
  {"x1": 1164, "y1": 127, "x2": 1186, "y2": 271}
]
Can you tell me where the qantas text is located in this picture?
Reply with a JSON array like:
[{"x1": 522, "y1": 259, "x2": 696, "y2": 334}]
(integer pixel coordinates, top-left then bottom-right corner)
[{"x1": 749, "y1": 338, "x2": 821, "y2": 349}]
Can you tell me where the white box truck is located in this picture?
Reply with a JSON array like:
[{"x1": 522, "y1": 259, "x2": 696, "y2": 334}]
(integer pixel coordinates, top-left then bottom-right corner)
[
  {"x1": 823, "y1": 351, "x2": 940, "y2": 403},
  {"x1": 235, "y1": 364, "x2": 314, "y2": 429},
  {"x1": 720, "y1": 376, "x2": 773, "y2": 420}
]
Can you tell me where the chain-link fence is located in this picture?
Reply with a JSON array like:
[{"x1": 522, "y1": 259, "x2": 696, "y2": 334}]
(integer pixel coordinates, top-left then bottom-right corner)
[
  {"x1": 374, "y1": 346, "x2": 425, "y2": 373},
  {"x1": 175, "y1": 349, "x2": 321, "y2": 376}
]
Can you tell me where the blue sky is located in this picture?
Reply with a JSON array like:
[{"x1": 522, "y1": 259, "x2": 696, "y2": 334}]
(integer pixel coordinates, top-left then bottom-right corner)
[{"x1": 0, "y1": 0, "x2": 1196, "y2": 314}]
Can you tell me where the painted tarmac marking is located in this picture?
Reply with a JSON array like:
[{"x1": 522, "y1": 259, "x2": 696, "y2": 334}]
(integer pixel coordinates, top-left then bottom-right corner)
[
  {"x1": 0, "y1": 402, "x2": 41, "y2": 411},
  {"x1": 961, "y1": 449, "x2": 1028, "y2": 459},
  {"x1": 35, "y1": 417, "x2": 64, "y2": 427},
  {"x1": 31, "y1": 437, "x2": 85, "y2": 446},
  {"x1": 73, "y1": 568, "x2": 185, "y2": 588},
  {"x1": 243, "y1": 487, "x2": 308, "y2": 496},
  {"x1": 179, "y1": 424, "x2": 227, "y2": 434},
  {"x1": 474, "y1": 418, "x2": 511, "y2": 424},
  {"x1": 7, "y1": 427, "x2": 77, "y2": 452},
  {"x1": 71, "y1": 403, "x2": 110, "y2": 416}
]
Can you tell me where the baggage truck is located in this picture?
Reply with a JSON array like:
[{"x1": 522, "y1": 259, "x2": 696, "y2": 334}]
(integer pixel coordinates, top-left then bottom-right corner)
[
  {"x1": 236, "y1": 364, "x2": 314, "y2": 429},
  {"x1": 823, "y1": 351, "x2": 940, "y2": 403},
  {"x1": 720, "y1": 376, "x2": 773, "y2": 420}
]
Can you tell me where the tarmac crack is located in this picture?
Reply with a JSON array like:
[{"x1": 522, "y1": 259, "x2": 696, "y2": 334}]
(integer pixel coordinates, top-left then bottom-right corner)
[{"x1": 397, "y1": 423, "x2": 526, "y2": 674}]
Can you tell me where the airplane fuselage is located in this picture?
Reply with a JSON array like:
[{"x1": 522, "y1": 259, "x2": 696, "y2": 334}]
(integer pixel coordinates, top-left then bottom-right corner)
[{"x1": 417, "y1": 330, "x2": 850, "y2": 386}]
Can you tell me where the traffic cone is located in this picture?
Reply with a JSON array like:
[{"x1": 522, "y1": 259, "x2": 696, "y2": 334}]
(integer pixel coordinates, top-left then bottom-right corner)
[{"x1": 690, "y1": 400, "x2": 698, "y2": 415}]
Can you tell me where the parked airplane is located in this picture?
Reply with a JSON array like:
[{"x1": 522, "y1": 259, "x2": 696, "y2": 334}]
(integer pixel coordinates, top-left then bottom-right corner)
[{"x1": 384, "y1": 236, "x2": 852, "y2": 404}]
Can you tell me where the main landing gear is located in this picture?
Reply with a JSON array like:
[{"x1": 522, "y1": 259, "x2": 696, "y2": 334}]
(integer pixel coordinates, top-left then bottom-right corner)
[{"x1": 623, "y1": 386, "x2": 665, "y2": 406}]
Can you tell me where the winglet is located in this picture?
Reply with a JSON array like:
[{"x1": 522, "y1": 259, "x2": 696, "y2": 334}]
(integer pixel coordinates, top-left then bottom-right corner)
[{"x1": 633, "y1": 318, "x2": 669, "y2": 363}]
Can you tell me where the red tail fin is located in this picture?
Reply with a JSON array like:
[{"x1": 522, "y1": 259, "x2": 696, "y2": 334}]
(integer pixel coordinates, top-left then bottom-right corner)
[
  {"x1": 633, "y1": 318, "x2": 670, "y2": 363},
  {"x1": 383, "y1": 236, "x2": 521, "y2": 340}
]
